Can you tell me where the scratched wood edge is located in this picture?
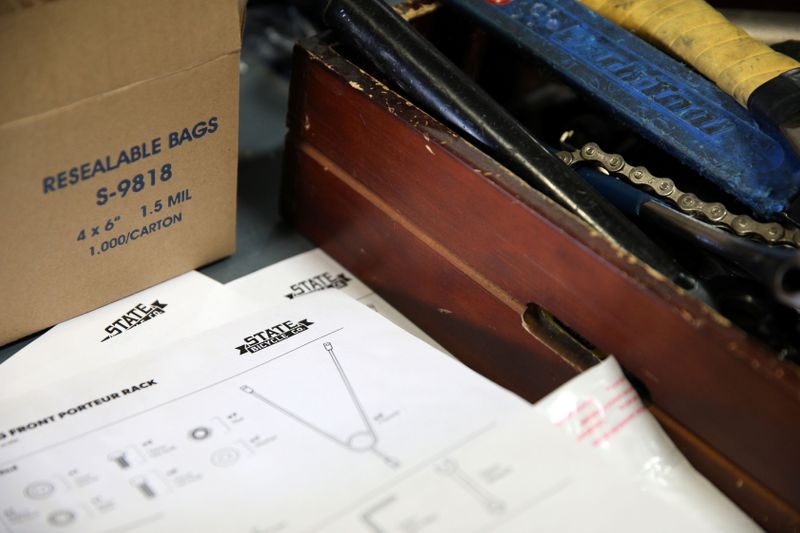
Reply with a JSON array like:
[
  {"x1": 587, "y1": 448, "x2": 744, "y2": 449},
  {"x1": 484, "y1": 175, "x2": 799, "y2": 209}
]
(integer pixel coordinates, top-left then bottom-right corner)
[{"x1": 283, "y1": 136, "x2": 800, "y2": 532}]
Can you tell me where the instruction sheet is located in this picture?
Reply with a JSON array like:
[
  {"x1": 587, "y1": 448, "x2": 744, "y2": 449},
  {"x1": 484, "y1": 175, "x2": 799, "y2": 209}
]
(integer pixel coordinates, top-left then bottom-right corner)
[{"x1": 0, "y1": 291, "x2": 527, "y2": 532}]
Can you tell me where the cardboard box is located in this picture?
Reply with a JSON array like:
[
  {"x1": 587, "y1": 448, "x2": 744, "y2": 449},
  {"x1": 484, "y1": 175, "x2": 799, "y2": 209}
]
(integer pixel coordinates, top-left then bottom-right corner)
[{"x1": 0, "y1": 0, "x2": 243, "y2": 345}]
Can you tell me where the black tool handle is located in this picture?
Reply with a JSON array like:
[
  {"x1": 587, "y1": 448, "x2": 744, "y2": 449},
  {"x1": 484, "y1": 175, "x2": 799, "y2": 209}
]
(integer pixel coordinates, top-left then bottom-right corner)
[{"x1": 321, "y1": 0, "x2": 699, "y2": 293}]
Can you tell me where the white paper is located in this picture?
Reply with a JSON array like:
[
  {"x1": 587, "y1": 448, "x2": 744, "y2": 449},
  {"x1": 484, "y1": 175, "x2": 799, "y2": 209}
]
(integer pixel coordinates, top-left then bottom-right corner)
[
  {"x1": 0, "y1": 271, "x2": 222, "y2": 400},
  {"x1": 226, "y1": 249, "x2": 448, "y2": 352},
  {"x1": 0, "y1": 291, "x2": 527, "y2": 533}
]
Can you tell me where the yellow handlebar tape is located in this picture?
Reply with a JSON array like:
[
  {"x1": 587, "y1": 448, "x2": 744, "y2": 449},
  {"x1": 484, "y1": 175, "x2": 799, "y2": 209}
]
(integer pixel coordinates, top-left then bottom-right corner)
[{"x1": 578, "y1": 0, "x2": 800, "y2": 107}]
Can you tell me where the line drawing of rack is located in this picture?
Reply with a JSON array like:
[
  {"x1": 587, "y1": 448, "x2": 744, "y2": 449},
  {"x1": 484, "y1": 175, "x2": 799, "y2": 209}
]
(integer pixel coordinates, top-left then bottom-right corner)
[{"x1": 240, "y1": 341, "x2": 399, "y2": 467}]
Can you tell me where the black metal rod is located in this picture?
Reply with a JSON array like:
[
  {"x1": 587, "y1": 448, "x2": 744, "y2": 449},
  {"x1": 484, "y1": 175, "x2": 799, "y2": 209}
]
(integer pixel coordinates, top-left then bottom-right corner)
[{"x1": 321, "y1": 0, "x2": 702, "y2": 295}]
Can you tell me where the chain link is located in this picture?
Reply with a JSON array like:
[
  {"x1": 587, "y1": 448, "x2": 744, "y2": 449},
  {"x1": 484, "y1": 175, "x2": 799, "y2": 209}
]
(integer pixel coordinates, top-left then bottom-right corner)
[{"x1": 557, "y1": 142, "x2": 800, "y2": 247}]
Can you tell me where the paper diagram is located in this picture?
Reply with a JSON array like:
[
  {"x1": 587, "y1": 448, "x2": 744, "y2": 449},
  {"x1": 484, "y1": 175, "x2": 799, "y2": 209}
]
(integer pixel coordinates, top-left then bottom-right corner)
[
  {"x1": 435, "y1": 459, "x2": 506, "y2": 514},
  {"x1": 361, "y1": 496, "x2": 399, "y2": 532},
  {"x1": 0, "y1": 291, "x2": 535, "y2": 533},
  {"x1": 241, "y1": 341, "x2": 400, "y2": 467},
  {"x1": 354, "y1": 459, "x2": 507, "y2": 533}
]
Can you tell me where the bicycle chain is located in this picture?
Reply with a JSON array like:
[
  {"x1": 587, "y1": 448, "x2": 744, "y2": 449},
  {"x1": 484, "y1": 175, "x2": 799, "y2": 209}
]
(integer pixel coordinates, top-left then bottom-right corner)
[{"x1": 557, "y1": 142, "x2": 800, "y2": 247}]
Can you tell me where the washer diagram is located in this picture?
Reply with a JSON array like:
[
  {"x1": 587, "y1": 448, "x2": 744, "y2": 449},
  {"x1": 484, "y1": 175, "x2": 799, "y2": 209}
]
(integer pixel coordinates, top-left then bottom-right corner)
[
  {"x1": 23, "y1": 481, "x2": 55, "y2": 500},
  {"x1": 188, "y1": 426, "x2": 212, "y2": 441},
  {"x1": 240, "y1": 341, "x2": 399, "y2": 467},
  {"x1": 210, "y1": 447, "x2": 241, "y2": 468},
  {"x1": 46, "y1": 509, "x2": 76, "y2": 527}
]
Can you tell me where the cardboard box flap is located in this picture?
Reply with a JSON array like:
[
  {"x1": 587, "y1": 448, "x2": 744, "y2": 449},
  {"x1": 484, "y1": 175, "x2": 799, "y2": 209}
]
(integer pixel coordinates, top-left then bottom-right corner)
[{"x1": 0, "y1": 0, "x2": 242, "y2": 126}]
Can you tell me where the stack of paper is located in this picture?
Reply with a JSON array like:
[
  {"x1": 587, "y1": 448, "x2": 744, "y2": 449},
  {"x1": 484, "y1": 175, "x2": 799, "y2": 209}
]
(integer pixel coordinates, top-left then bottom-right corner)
[{"x1": 0, "y1": 250, "x2": 759, "y2": 532}]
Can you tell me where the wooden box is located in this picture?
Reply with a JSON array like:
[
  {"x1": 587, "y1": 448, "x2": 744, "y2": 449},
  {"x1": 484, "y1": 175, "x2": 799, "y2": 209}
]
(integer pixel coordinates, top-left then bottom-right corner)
[{"x1": 281, "y1": 2, "x2": 800, "y2": 529}]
